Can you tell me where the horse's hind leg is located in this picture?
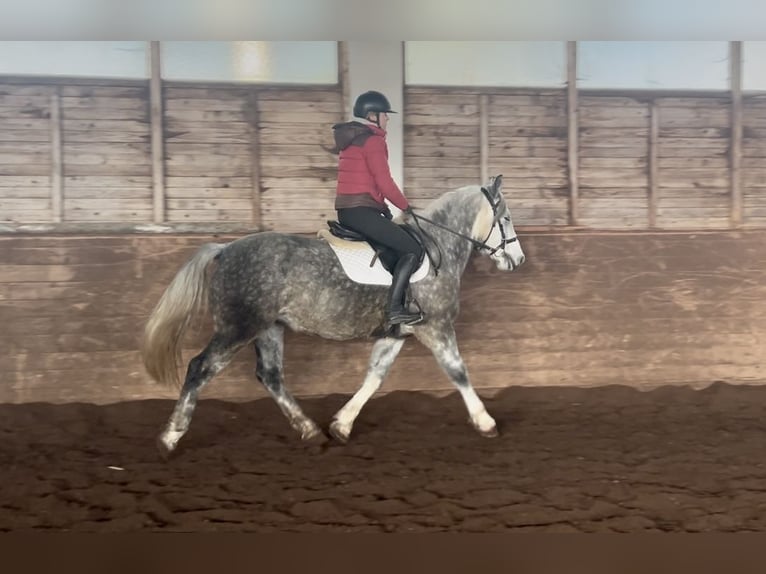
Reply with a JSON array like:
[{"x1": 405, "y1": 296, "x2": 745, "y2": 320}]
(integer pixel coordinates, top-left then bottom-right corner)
[
  {"x1": 329, "y1": 337, "x2": 405, "y2": 443},
  {"x1": 157, "y1": 332, "x2": 248, "y2": 458},
  {"x1": 415, "y1": 323, "x2": 498, "y2": 438},
  {"x1": 254, "y1": 324, "x2": 326, "y2": 443}
]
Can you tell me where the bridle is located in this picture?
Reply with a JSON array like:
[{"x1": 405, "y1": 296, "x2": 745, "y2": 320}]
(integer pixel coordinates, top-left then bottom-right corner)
[
  {"x1": 476, "y1": 186, "x2": 520, "y2": 256},
  {"x1": 410, "y1": 187, "x2": 519, "y2": 269}
]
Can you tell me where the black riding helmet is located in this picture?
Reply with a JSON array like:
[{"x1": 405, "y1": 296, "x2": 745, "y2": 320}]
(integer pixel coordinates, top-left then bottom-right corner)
[{"x1": 353, "y1": 90, "x2": 397, "y2": 120}]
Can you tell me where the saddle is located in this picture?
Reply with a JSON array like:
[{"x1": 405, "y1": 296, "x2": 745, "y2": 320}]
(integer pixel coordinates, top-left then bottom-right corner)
[
  {"x1": 318, "y1": 220, "x2": 430, "y2": 286},
  {"x1": 325, "y1": 220, "x2": 426, "y2": 273}
]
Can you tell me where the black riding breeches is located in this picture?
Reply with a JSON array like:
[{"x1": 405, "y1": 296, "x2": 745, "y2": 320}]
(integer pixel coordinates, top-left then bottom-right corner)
[{"x1": 337, "y1": 207, "x2": 423, "y2": 268}]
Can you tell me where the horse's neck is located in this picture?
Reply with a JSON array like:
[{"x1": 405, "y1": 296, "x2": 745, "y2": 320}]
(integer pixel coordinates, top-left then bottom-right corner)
[
  {"x1": 423, "y1": 188, "x2": 483, "y2": 233},
  {"x1": 422, "y1": 190, "x2": 484, "y2": 276}
]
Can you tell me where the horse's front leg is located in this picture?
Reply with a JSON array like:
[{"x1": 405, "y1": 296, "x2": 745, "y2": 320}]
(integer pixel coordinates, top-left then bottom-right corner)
[
  {"x1": 329, "y1": 337, "x2": 405, "y2": 443},
  {"x1": 415, "y1": 323, "x2": 498, "y2": 438}
]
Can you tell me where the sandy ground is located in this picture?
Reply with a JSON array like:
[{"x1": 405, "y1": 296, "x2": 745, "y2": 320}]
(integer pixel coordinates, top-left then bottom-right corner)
[{"x1": 1, "y1": 382, "x2": 765, "y2": 532}]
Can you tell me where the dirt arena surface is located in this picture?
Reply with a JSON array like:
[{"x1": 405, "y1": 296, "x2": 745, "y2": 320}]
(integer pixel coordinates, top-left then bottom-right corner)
[{"x1": 1, "y1": 382, "x2": 765, "y2": 532}]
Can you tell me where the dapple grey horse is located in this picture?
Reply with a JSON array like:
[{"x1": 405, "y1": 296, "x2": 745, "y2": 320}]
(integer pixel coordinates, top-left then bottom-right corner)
[{"x1": 141, "y1": 175, "x2": 525, "y2": 457}]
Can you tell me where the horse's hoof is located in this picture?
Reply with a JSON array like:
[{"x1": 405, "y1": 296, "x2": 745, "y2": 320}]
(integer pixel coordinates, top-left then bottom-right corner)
[
  {"x1": 477, "y1": 426, "x2": 500, "y2": 438},
  {"x1": 328, "y1": 420, "x2": 351, "y2": 444},
  {"x1": 301, "y1": 427, "x2": 329, "y2": 445},
  {"x1": 156, "y1": 436, "x2": 175, "y2": 461}
]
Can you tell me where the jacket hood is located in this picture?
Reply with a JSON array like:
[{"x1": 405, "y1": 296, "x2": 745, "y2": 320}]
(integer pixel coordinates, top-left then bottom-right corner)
[{"x1": 331, "y1": 121, "x2": 375, "y2": 152}]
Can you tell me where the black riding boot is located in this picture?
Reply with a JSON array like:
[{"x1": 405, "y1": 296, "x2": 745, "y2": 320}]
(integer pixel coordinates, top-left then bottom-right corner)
[{"x1": 386, "y1": 253, "x2": 424, "y2": 326}]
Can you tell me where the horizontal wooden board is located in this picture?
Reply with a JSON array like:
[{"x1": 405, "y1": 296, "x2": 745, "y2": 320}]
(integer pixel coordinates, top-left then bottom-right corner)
[
  {"x1": 487, "y1": 115, "x2": 567, "y2": 128},
  {"x1": 0, "y1": 85, "x2": 56, "y2": 97},
  {"x1": 579, "y1": 177, "x2": 647, "y2": 188},
  {"x1": 255, "y1": 89, "x2": 341, "y2": 103},
  {"x1": 0, "y1": 175, "x2": 50, "y2": 186},
  {"x1": 0, "y1": 107, "x2": 49, "y2": 120},
  {"x1": 59, "y1": 85, "x2": 148, "y2": 98},
  {"x1": 61, "y1": 96, "x2": 147, "y2": 111},
  {"x1": 657, "y1": 169, "x2": 729, "y2": 188},
  {"x1": 579, "y1": 130, "x2": 646, "y2": 143},
  {"x1": 165, "y1": 109, "x2": 249, "y2": 123},
  {"x1": 63, "y1": 119, "x2": 150, "y2": 133},
  {"x1": 488, "y1": 94, "x2": 566, "y2": 108},
  {"x1": 487, "y1": 104, "x2": 565, "y2": 118},
  {"x1": 164, "y1": 126, "x2": 251, "y2": 144},
  {"x1": 658, "y1": 157, "x2": 729, "y2": 168},
  {"x1": 580, "y1": 157, "x2": 647, "y2": 169},
  {"x1": 0, "y1": 129, "x2": 50, "y2": 142},
  {"x1": 166, "y1": 198, "x2": 252, "y2": 211},
  {"x1": 64, "y1": 187, "x2": 152, "y2": 199},
  {"x1": 64, "y1": 175, "x2": 151, "y2": 187},
  {"x1": 164, "y1": 87, "x2": 249, "y2": 100},
  {"x1": 661, "y1": 128, "x2": 732, "y2": 141},
  {"x1": 165, "y1": 187, "x2": 252, "y2": 199},
  {"x1": 0, "y1": 187, "x2": 52, "y2": 198},
  {"x1": 577, "y1": 146, "x2": 649, "y2": 158},
  {"x1": 164, "y1": 97, "x2": 248, "y2": 113},
  {"x1": 63, "y1": 165, "x2": 151, "y2": 177},
  {"x1": 165, "y1": 210, "x2": 252, "y2": 223},
  {"x1": 405, "y1": 145, "x2": 480, "y2": 159},
  {"x1": 0, "y1": 198, "x2": 51, "y2": 210},
  {"x1": 60, "y1": 106, "x2": 148, "y2": 121},
  {"x1": 0, "y1": 210, "x2": 53, "y2": 223},
  {"x1": 0, "y1": 151, "x2": 50, "y2": 164},
  {"x1": 0, "y1": 164, "x2": 51, "y2": 176},
  {"x1": 579, "y1": 96, "x2": 647, "y2": 108},
  {"x1": 657, "y1": 197, "x2": 729, "y2": 208},
  {"x1": 0, "y1": 118, "x2": 50, "y2": 131},
  {"x1": 580, "y1": 105, "x2": 649, "y2": 120},
  {"x1": 165, "y1": 176, "x2": 252, "y2": 189}
]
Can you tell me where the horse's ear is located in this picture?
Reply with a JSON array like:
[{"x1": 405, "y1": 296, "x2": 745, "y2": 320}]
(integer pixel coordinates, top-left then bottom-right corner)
[{"x1": 491, "y1": 174, "x2": 503, "y2": 192}]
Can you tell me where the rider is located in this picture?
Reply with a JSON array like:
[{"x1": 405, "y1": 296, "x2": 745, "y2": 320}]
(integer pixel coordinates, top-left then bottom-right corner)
[{"x1": 331, "y1": 90, "x2": 424, "y2": 327}]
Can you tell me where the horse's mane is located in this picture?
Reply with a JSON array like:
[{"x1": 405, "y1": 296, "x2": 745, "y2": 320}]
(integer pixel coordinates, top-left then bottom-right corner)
[{"x1": 422, "y1": 185, "x2": 483, "y2": 217}]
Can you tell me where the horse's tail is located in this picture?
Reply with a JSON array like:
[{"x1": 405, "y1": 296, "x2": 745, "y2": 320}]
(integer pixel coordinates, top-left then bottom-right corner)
[{"x1": 141, "y1": 242, "x2": 226, "y2": 389}]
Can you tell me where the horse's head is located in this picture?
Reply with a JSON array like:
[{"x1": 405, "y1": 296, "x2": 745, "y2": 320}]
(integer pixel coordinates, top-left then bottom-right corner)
[{"x1": 471, "y1": 175, "x2": 525, "y2": 271}]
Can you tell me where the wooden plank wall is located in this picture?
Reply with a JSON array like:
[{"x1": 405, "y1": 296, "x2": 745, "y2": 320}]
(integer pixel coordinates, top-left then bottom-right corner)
[
  {"x1": 403, "y1": 89, "x2": 481, "y2": 204},
  {"x1": 403, "y1": 88, "x2": 569, "y2": 225},
  {"x1": 3, "y1": 78, "x2": 766, "y2": 234},
  {"x1": 0, "y1": 80, "x2": 342, "y2": 233},
  {"x1": 1, "y1": 231, "x2": 765, "y2": 404},
  {"x1": 62, "y1": 85, "x2": 153, "y2": 223},
  {"x1": 488, "y1": 92, "x2": 569, "y2": 225},
  {"x1": 404, "y1": 88, "x2": 765, "y2": 231},
  {"x1": 163, "y1": 85, "x2": 341, "y2": 230},
  {"x1": 164, "y1": 86, "x2": 253, "y2": 224},
  {"x1": 257, "y1": 88, "x2": 342, "y2": 234},
  {"x1": 743, "y1": 95, "x2": 766, "y2": 227},
  {"x1": 578, "y1": 96, "x2": 649, "y2": 228},
  {"x1": 655, "y1": 96, "x2": 731, "y2": 229},
  {"x1": 0, "y1": 84, "x2": 53, "y2": 223}
]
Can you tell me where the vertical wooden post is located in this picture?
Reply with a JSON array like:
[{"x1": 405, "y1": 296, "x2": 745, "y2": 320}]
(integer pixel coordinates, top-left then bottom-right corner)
[
  {"x1": 479, "y1": 93, "x2": 489, "y2": 184},
  {"x1": 337, "y1": 41, "x2": 351, "y2": 120},
  {"x1": 249, "y1": 90, "x2": 262, "y2": 228},
  {"x1": 730, "y1": 41, "x2": 743, "y2": 228},
  {"x1": 566, "y1": 41, "x2": 579, "y2": 226},
  {"x1": 49, "y1": 87, "x2": 63, "y2": 223},
  {"x1": 648, "y1": 101, "x2": 659, "y2": 228},
  {"x1": 149, "y1": 41, "x2": 165, "y2": 224}
]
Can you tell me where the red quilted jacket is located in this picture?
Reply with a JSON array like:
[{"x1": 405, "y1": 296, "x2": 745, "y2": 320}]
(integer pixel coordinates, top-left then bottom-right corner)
[{"x1": 331, "y1": 121, "x2": 410, "y2": 211}]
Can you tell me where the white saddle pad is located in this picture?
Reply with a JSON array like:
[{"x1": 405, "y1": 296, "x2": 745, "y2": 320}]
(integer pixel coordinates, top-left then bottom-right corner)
[{"x1": 317, "y1": 229, "x2": 430, "y2": 286}]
